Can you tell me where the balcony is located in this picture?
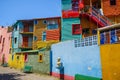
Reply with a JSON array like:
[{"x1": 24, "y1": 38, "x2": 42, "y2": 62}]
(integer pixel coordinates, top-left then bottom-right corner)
[
  {"x1": 20, "y1": 31, "x2": 33, "y2": 35},
  {"x1": 19, "y1": 26, "x2": 33, "y2": 35},
  {"x1": 18, "y1": 42, "x2": 33, "y2": 49}
]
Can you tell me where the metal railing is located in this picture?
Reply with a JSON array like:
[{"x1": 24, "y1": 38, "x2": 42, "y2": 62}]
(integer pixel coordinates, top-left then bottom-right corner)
[
  {"x1": 91, "y1": 7, "x2": 113, "y2": 26},
  {"x1": 18, "y1": 42, "x2": 33, "y2": 48},
  {"x1": 100, "y1": 29, "x2": 120, "y2": 44},
  {"x1": 74, "y1": 35, "x2": 98, "y2": 47}
]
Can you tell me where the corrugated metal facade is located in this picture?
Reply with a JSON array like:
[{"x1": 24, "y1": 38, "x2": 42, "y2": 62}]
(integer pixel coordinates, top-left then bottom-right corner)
[
  {"x1": 61, "y1": 18, "x2": 82, "y2": 41},
  {"x1": 33, "y1": 17, "x2": 61, "y2": 49}
]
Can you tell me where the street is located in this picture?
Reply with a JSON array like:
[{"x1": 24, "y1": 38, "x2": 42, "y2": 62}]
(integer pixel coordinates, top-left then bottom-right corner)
[{"x1": 0, "y1": 66, "x2": 58, "y2": 80}]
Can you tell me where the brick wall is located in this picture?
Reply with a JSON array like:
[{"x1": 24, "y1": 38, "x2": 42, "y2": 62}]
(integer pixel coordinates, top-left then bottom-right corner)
[{"x1": 102, "y1": 0, "x2": 120, "y2": 16}]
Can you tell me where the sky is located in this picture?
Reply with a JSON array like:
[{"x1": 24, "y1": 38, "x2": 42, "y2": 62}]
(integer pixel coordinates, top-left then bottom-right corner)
[{"x1": 0, "y1": 0, "x2": 61, "y2": 26}]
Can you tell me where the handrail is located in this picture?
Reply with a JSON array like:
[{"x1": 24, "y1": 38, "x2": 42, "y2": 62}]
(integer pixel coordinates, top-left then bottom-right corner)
[
  {"x1": 92, "y1": 7, "x2": 113, "y2": 25},
  {"x1": 91, "y1": 10, "x2": 107, "y2": 26}
]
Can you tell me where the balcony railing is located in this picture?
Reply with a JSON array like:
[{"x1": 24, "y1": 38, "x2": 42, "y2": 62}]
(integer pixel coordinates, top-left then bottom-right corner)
[
  {"x1": 100, "y1": 29, "x2": 120, "y2": 44},
  {"x1": 19, "y1": 30, "x2": 33, "y2": 34},
  {"x1": 18, "y1": 42, "x2": 33, "y2": 48}
]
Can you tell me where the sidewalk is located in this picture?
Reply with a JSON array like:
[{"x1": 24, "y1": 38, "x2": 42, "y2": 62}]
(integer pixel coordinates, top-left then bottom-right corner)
[{"x1": 0, "y1": 66, "x2": 58, "y2": 80}]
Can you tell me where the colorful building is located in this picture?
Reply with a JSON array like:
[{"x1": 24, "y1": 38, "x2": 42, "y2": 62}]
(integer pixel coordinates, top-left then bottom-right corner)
[
  {"x1": 51, "y1": 35, "x2": 102, "y2": 80},
  {"x1": 21, "y1": 49, "x2": 50, "y2": 74},
  {"x1": 33, "y1": 17, "x2": 61, "y2": 49},
  {"x1": 9, "y1": 19, "x2": 34, "y2": 69},
  {"x1": 98, "y1": 23, "x2": 120, "y2": 80},
  {"x1": 0, "y1": 27, "x2": 11, "y2": 65},
  {"x1": 102, "y1": 0, "x2": 120, "y2": 23},
  {"x1": 61, "y1": 0, "x2": 82, "y2": 41},
  {"x1": 9, "y1": 17, "x2": 61, "y2": 73},
  {"x1": 12, "y1": 20, "x2": 34, "y2": 53},
  {"x1": 23, "y1": 17, "x2": 61, "y2": 74}
]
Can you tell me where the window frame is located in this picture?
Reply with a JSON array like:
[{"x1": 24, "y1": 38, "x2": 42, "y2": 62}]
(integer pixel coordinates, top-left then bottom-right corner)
[
  {"x1": 38, "y1": 54, "x2": 43, "y2": 63},
  {"x1": 14, "y1": 37, "x2": 17, "y2": 44},
  {"x1": 110, "y1": 0, "x2": 116, "y2": 5},
  {"x1": 72, "y1": 24, "x2": 82, "y2": 35},
  {"x1": 24, "y1": 53, "x2": 28, "y2": 62}
]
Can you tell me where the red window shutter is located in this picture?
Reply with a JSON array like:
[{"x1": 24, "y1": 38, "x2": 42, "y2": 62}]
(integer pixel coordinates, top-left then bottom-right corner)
[{"x1": 72, "y1": 24, "x2": 82, "y2": 35}]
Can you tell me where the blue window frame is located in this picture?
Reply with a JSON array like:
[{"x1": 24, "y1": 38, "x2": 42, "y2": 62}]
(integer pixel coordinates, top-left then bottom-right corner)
[
  {"x1": 110, "y1": 30, "x2": 117, "y2": 43},
  {"x1": 47, "y1": 24, "x2": 58, "y2": 30},
  {"x1": 34, "y1": 20, "x2": 38, "y2": 25},
  {"x1": 100, "y1": 33, "x2": 105, "y2": 44},
  {"x1": 42, "y1": 31, "x2": 46, "y2": 41}
]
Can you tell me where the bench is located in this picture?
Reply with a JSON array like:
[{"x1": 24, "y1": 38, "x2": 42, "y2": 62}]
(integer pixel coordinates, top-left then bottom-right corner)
[{"x1": 23, "y1": 66, "x2": 32, "y2": 73}]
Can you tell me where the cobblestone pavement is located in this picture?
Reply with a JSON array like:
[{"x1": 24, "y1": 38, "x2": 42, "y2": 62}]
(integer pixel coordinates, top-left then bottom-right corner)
[{"x1": 0, "y1": 66, "x2": 59, "y2": 80}]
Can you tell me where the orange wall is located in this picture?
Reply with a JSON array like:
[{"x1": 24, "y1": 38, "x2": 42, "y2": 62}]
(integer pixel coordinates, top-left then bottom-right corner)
[
  {"x1": 102, "y1": 0, "x2": 120, "y2": 16},
  {"x1": 33, "y1": 18, "x2": 61, "y2": 49}
]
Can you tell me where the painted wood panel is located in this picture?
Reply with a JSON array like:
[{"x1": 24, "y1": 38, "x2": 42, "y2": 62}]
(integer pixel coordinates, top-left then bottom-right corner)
[
  {"x1": 100, "y1": 44, "x2": 120, "y2": 80},
  {"x1": 61, "y1": 18, "x2": 82, "y2": 41},
  {"x1": 33, "y1": 17, "x2": 61, "y2": 49},
  {"x1": 46, "y1": 29, "x2": 60, "y2": 41}
]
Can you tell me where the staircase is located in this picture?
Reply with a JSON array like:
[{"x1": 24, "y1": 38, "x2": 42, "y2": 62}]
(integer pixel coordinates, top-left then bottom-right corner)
[{"x1": 84, "y1": 7, "x2": 113, "y2": 27}]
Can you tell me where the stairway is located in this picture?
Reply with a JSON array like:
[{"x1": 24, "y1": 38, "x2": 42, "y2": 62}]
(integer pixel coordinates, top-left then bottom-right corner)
[{"x1": 84, "y1": 7, "x2": 113, "y2": 27}]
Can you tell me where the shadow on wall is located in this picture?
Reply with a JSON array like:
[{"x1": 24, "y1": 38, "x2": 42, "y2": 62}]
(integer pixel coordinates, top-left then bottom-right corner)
[{"x1": 0, "y1": 73, "x2": 25, "y2": 80}]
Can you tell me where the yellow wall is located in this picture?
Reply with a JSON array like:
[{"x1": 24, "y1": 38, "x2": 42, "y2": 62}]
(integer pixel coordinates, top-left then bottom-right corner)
[
  {"x1": 8, "y1": 53, "x2": 25, "y2": 70},
  {"x1": 100, "y1": 44, "x2": 120, "y2": 80}
]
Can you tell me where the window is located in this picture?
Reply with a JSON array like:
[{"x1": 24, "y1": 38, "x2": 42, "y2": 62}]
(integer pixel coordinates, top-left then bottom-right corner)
[
  {"x1": 92, "y1": 29, "x2": 97, "y2": 34},
  {"x1": 16, "y1": 56, "x2": 19, "y2": 60},
  {"x1": 34, "y1": 20, "x2": 38, "y2": 25},
  {"x1": 38, "y1": 54, "x2": 43, "y2": 62},
  {"x1": 12, "y1": 55, "x2": 14, "y2": 61},
  {"x1": 1, "y1": 38, "x2": 5, "y2": 52},
  {"x1": 82, "y1": 28, "x2": 90, "y2": 34},
  {"x1": 34, "y1": 36, "x2": 37, "y2": 41},
  {"x1": 0, "y1": 35, "x2": 2, "y2": 43},
  {"x1": 110, "y1": 0, "x2": 116, "y2": 5},
  {"x1": 14, "y1": 37, "x2": 17, "y2": 44},
  {"x1": 14, "y1": 25, "x2": 17, "y2": 31},
  {"x1": 47, "y1": 24, "x2": 58, "y2": 30},
  {"x1": 43, "y1": 20, "x2": 47, "y2": 24},
  {"x1": 24, "y1": 53, "x2": 28, "y2": 62},
  {"x1": 42, "y1": 31, "x2": 46, "y2": 41},
  {"x1": 9, "y1": 49, "x2": 11, "y2": 54},
  {"x1": 72, "y1": 24, "x2": 82, "y2": 35},
  {"x1": 72, "y1": 0, "x2": 79, "y2": 11}
]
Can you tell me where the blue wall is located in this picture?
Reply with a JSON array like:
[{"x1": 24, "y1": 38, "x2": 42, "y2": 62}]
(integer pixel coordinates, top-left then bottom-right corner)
[
  {"x1": 51, "y1": 40, "x2": 102, "y2": 78},
  {"x1": 12, "y1": 21, "x2": 22, "y2": 53}
]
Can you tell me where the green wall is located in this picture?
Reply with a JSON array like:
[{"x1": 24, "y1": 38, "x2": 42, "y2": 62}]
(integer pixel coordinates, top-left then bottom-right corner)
[
  {"x1": 25, "y1": 50, "x2": 50, "y2": 74},
  {"x1": 61, "y1": 18, "x2": 82, "y2": 41}
]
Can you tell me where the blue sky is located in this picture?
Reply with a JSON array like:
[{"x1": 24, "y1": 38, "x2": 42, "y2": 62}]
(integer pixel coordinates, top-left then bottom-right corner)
[{"x1": 0, "y1": 0, "x2": 61, "y2": 26}]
